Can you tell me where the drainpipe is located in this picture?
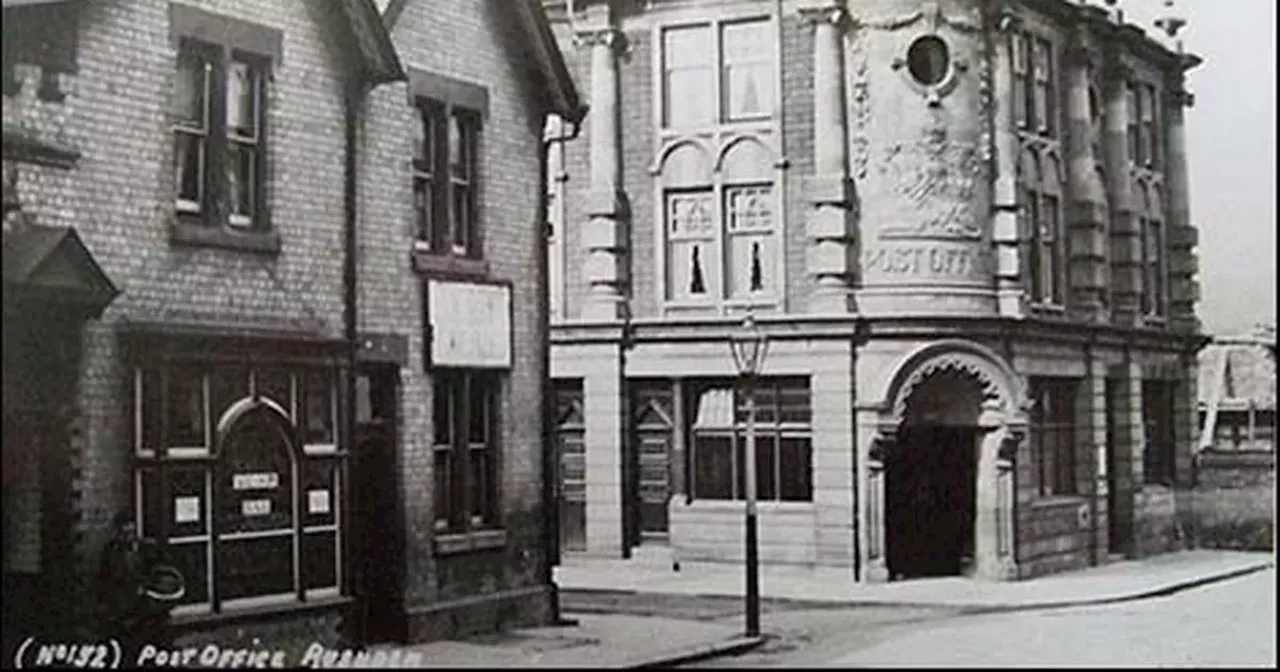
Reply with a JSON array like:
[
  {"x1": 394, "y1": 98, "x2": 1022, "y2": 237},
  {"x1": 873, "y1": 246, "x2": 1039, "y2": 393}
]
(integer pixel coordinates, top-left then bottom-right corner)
[
  {"x1": 342, "y1": 77, "x2": 370, "y2": 647},
  {"x1": 540, "y1": 112, "x2": 583, "y2": 625}
]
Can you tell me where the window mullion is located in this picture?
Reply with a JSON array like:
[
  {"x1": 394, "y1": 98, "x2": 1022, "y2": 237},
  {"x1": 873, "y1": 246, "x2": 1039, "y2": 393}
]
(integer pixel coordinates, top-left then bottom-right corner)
[
  {"x1": 437, "y1": 106, "x2": 451, "y2": 253},
  {"x1": 456, "y1": 372, "x2": 471, "y2": 533},
  {"x1": 205, "y1": 48, "x2": 230, "y2": 227}
]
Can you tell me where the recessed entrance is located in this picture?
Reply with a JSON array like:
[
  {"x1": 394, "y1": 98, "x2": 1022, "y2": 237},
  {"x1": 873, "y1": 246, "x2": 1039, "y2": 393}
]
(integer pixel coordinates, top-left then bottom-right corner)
[{"x1": 886, "y1": 425, "x2": 979, "y2": 579}]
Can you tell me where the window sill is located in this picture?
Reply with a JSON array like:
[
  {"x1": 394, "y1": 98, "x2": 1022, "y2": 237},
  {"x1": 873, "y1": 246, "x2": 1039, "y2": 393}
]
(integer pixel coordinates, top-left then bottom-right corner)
[
  {"x1": 434, "y1": 528, "x2": 507, "y2": 556},
  {"x1": 1029, "y1": 494, "x2": 1086, "y2": 509},
  {"x1": 171, "y1": 221, "x2": 281, "y2": 255},
  {"x1": 169, "y1": 594, "x2": 351, "y2": 630},
  {"x1": 412, "y1": 247, "x2": 490, "y2": 278},
  {"x1": 679, "y1": 499, "x2": 814, "y2": 513}
]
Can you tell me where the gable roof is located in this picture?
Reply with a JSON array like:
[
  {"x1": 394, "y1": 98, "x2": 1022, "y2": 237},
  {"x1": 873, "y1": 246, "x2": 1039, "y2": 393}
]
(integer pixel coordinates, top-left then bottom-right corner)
[
  {"x1": 382, "y1": 0, "x2": 584, "y2": 123},
  {"x1": 3, "y1": 224, "x2": 120, "y2": 315},
  {"x1": 335, "y1": 0, "x2": 406, "y2": 85}
]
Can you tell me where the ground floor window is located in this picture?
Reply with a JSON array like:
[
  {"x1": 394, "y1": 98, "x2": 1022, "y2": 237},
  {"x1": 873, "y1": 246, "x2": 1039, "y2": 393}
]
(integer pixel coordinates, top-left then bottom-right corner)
[
  {"x1": 688, "y1": 376, "x2": 811, "y2": 502},
  {"x1": 131, "y1": 363, "x2": 342, "y2": 615},
  {"x1": 1029, "y1": 377, "x2": 1078, "y2": 497},
  {"x1": 1142, "y1": 380, "x2": 1178, "y2": 485},
  {"x1": 432, "y1": 369, "x2": 501, "y2": 533}
]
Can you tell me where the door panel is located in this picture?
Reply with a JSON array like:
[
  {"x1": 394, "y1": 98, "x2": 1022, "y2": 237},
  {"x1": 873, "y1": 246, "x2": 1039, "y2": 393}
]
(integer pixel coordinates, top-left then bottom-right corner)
[
  {"x1": 353, "y1": 367, "x2": 403, "y2": 644},
  {"x1": 554, "y1": 382, "x2": 586, "y2": 552},
  {"x1": 631, "y1": 383, "x2": 674, "y2": 544}
]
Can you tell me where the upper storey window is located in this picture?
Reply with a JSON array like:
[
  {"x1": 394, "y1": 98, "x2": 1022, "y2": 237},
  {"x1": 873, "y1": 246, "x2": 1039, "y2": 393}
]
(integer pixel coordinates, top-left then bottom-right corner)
[
  {"x1": 407, "y1": 68, "x2": 490, "y2": 276},
  {"x1": 661, "y1": 18, "x2": 774, "y2": 129},
  {"x1": 1128, "y1": 82, "x2": 1162, "y2": 170},
  {"x1": 168, "y1": 5, "x2": 282, "y2": 252},
  {"x1": 414, "y1": 101, "x2": 481, "y2": 258},
  {"x1": 1011, "y1": 31, "x2": 1057, "y2": 137},
  {"x1": 660, "y1": 140, "x2": 779, "y2": 308},
  {"x1": 172, "y1": 42, "x2": 268, "y2": 229}
]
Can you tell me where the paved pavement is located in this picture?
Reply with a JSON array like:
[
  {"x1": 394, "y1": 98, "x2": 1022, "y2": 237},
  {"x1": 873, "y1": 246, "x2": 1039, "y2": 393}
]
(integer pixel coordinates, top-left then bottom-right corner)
[
  {"x1": 824, "y1": 567, "x2": 1277, "y2": 668},
  {"x1": 556, "y1": 549, "x2": 1275, "y2": 610},
  {"x1": 366, "y1": 550, "x2": 1273, "y2": 668},
  {"x1": 370, "y1": 613, "x2": 760, "y2": 669}
]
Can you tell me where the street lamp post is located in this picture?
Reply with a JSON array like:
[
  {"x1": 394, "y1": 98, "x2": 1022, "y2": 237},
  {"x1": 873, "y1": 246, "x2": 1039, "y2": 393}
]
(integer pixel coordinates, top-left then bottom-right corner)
[{"x1": 729, "y1": 313, "x2": 768, "y2": 638}]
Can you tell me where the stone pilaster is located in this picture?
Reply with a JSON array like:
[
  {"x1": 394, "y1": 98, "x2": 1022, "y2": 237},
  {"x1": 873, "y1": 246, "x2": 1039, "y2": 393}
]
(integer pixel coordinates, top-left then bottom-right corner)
[
  {"x1": 574, "y1": 5, "x2": 628, "y2": 321},
  {"x1": 860, "y1": 419, "x2": 893, "y2": 582},
  {"x1": 990, "y1": 9, "x2": 1026, "y2": 317},
  {"x1": 1164, "y1": 85, "x2": 1199, "y2": 333},
  {"x1": 975, "y1": 401, "x2": 1019, "y2": 581},
  {"x1": 799, "y1": 3, "x2": 857, "y2": 314},
  {"x1": 1102, "y1": 61, "x2": 1141, "y2": 325},
  {"x1": 1064, "y1": 38, "x2": 1108, "y2": 322}
]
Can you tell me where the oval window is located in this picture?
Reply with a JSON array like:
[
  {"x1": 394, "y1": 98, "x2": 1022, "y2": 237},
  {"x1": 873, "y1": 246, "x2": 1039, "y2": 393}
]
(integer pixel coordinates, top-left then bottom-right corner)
[{"x1": 907, "y1": 36, "x2": 950, "y2": 86}]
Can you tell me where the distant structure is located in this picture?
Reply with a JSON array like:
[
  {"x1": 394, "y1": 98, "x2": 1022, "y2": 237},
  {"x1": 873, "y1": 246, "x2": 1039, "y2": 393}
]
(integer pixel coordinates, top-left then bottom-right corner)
[{"x1": 1198, "y1": 326, "x2": 1278, "y2": 453}]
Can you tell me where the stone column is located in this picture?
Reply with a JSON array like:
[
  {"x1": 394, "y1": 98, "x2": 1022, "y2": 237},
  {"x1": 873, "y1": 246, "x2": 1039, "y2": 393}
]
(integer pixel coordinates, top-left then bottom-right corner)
[
  {"x1": 1103, "y1": 61, "x2": 1141, "y2": 324},
  {"x1": 1164, "y1": 83, "x2": 1199, "y2": 332},
  {"x1": 990, "y1": 9, "x2": 1025, "y2": 317},
  {"x1": 799, "y1": 3, "x2": 857, "y2": 314},
  {"x1": 975, "y1": 401, "x2": 1020, "y2": 581},
  {"x1": 1064, "y1": 37, "x2": 1108, "y2": 322},
  {"x1": 860, "y1": 420, "x2": 894, "y2": 582},
  {"x1": 575, "y1": 5, "x2": 628, "y2": 321}
]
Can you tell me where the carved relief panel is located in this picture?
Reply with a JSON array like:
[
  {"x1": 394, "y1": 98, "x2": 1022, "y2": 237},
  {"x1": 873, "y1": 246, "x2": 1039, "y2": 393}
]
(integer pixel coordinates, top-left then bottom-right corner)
[{"x1": 849, "y1": 0, "x2": 994, "y2": 291}]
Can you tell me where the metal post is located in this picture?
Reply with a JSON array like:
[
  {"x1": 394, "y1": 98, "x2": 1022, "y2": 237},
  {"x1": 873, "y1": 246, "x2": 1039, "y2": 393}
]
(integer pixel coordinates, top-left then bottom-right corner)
[{"x1": 743, "y1": 373, "x2": 760, "y2": 638}]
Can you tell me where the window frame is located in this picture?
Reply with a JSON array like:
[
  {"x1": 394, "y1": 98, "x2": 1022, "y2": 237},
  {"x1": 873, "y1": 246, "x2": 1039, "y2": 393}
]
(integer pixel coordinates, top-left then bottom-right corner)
[
  {"x1": 1029, "y1": 377, "x2": 1079, "y2": 498},
  {"x1": 406, "y1": 68, "x2": 490, "y2": 276},
  {"x1": 687, "y1": 377, "x2": 812, "y2": 504},
  {"x1": 170, "y1": 37, "x2": 271, "y2": 237},
  {"x1": 431, "y1": 369, "x2": 502, "y2": 540},
  {"x1": 130, "y1": 363, "x2": 343, "y2": 618}
]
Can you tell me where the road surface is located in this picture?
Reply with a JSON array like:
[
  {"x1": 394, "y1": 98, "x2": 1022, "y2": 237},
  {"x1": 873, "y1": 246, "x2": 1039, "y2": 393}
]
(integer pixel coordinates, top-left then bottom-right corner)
[{"x1": 824, "y1": 567, "x2": 1276, "y2": 668}]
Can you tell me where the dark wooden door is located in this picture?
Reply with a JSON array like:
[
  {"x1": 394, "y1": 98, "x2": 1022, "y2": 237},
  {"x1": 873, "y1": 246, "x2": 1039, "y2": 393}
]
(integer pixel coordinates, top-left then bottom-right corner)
[
  {"x1": 630, "y1": 384, "x2": 674, "y2": 546},
  {"x1": 352, "y1": 367, "x2": 404, "y2": 643},
  {"x1": 554, "y1": 381, "x2": 586, "y2": 553},
  {"x1": 886, "y1": 425, "x2": 977, "y2": 579}
]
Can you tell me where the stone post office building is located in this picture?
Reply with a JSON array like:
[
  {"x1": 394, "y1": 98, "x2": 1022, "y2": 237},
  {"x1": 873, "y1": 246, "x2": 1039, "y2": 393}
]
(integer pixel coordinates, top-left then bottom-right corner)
[
  {"x1": 3, "y1": 0, "x2": 582, "y2": 653},
  {"x1": 545, "y1": 0, "x2": 1204, "y2": 582}
]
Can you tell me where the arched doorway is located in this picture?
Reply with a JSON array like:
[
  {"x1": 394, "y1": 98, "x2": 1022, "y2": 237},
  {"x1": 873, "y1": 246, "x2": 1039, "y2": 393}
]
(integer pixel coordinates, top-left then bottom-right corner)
[
  {"x1": 885, "y1": 370, "x2": 984, "y2": 579},
  {"x1": 865, "y1": 340, "x2": 1027, "y2": 583}
]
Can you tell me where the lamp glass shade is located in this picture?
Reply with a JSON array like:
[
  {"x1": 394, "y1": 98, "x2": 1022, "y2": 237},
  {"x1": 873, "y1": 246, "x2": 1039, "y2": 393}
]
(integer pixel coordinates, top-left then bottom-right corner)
[{"x1": 729, "y1": 314, "x2": 767, "y2": 376}]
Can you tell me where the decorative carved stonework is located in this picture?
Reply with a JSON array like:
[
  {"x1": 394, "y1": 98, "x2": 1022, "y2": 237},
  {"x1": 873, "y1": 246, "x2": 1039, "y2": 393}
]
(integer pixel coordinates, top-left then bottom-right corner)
[
  {"x1": 891, "y1": 353, "x2": 1004, "y2": 420},
  {"x1": 877, "y1": 124, "x2": 983, "y2": 239},
  {"x1": 848, "y1": 36, "x2": 871, "y2": 181},
  {"x1": 998, "y1": 426, "x2": 1024, "y2": 462}
]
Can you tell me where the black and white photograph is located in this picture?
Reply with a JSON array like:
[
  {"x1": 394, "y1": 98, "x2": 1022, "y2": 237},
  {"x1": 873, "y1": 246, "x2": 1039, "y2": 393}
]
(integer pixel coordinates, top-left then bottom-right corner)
[{"x1": 1, "y1": 0, "x2": 1274, "y2": 668}]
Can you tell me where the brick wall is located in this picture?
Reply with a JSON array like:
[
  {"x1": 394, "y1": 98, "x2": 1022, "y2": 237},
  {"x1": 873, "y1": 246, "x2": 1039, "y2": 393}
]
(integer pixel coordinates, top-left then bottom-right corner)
[{"x1": 373, "y1": 0, "x2": 554, "y2": 638}]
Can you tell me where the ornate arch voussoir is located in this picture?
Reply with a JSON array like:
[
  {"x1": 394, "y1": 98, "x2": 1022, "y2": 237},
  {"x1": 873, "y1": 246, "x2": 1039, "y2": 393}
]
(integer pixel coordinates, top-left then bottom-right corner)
[{"x1": 891, "y1": 353, "x2": 1004, "y2": 420}]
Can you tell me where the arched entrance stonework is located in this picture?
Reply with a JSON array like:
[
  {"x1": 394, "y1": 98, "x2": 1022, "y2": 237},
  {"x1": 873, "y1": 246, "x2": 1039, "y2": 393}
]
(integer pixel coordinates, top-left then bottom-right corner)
[{"x1": 862, "y1": 340, "x2": 1028, "y2": 582}]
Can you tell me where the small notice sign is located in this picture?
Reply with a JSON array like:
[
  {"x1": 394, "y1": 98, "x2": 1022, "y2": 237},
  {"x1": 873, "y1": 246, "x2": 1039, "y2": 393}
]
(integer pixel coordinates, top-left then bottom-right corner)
[
  {"x1": 175, "y1": 496, "x2": 201, "y2": 524},
  {"x1": 427, "y1": 280, "x2": 512, "y2": 369},
  {"x1": 242, "y1": 499, "x2": 272, "y2": 517},
  {"x1": 233, "y1": 472, "x2": 279, "y2": 491},
  {"x1": 308, "y1": 489, "x2": 330, "y2": 515}
]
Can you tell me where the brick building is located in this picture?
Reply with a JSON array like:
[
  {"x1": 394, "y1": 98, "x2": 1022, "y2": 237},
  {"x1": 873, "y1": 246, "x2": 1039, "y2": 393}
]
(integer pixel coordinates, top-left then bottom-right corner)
[
  {"x1": 545, "y1": 0, "x2": 1205, "y2": 583},
  {"x1": 2, "y1": 0, "x2": 582, "y2": 654}
]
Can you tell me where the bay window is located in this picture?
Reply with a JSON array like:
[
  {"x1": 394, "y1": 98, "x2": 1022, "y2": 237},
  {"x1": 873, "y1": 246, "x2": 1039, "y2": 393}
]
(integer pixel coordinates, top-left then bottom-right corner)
[{"x1": 132, "y1": 363, "x2": 342, "y2": 615}]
